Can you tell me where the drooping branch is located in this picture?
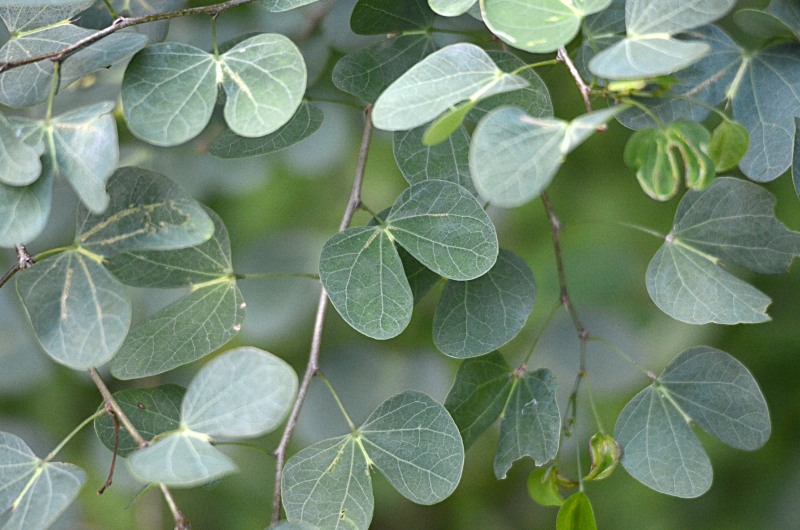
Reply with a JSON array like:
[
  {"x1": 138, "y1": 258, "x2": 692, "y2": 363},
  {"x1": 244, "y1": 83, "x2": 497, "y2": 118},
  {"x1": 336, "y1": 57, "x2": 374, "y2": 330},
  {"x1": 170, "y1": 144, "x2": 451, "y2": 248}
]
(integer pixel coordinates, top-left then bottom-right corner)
[{"x1": 271, "y1": 104, "x2": 375, "y2": 524}]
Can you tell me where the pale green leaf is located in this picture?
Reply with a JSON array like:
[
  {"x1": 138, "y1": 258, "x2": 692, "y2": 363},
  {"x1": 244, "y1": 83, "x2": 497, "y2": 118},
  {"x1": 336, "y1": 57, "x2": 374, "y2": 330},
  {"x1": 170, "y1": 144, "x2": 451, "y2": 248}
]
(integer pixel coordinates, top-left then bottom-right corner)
[
  {"x1": 434, "y1": 249, "x2": 536, "y2": 358},
  {"x1": 527, "y1": 467, "x2": 564, "y2": 507},
  {"x1": 121, "y1": 43, "x2": 217, "y2": 146},
  {"x1": 260, "y1": 0, "x2": 320, "y2": 11},
  {"x1": 708, "y1": 120, "x2": 748, "y2": 172},
  {"x1": 77, "y1": 167, "x2": 215, "y2": 258},
  {"x1": 0, "y1": 1, "x2": 95, "y2": 32},
  {"x1": 0, "y1": 162, "x2": 53, "y2": 248},
  {"x1": 556, "y1": 492, "x2": 597, "y2": 530},
  {"x1": 626, "y1": 0, "x2": 736, "y2": 35},
  {"x1": 127, "y1": 430, "x2": 237, "y2": 487},
  {"x1": 350, "y1": 0, "x2": 436, "y2": 35},
  {"x1": 588, "y1": 36, "x2": 709, "y2": 80},
  {"x1": 361, "y1": 391, "x2": 464, "y2": 504},
  {"x1": 0, "y1": 113, "x2": 42, "y2": 186},
  {"x1": 372, "y1": 43, "x2": 529, "y2": 131},
  {"x1": 269, "y1": 522, "x2": 321, "y2": 530},
  {"x1": 429, "y1": 0, "x2": 476, "y2": 17},
  {"x1": 386, "y1": 180, "x2": 498, "y2": 280},
  {"x1": 421, "y1": 100, "x2": 476, "y2": 146},
  {"x1": 2, "y1": 462, "x2": 85, "y2": 530},
  {"x1": 0, "y1": 432, "x2": 37, "y2": 512},
  {"x1": 393, "y1": 125, "x2": 475, "y2": 193},
  {"x1": 444, "y1": 351, "x2": 513, "y2": 449},
  {"x1": 110, "y1": 281, "x2": 246, "y2": 379},
  {"x1": 482, "y1": 0, "x2": 612, "y2": 53},
  {"x1": 181, "y1": 347, "x2": 298, "y2": 438},
  {"x1": 494, "y1": 369, "x2": 560, "y2": 479},
  {"x1": 332, "y1": 35, "x2": 436, "y2": 104},
  {"x1": 615, "y1": 385, "x2": 712, "y2": 497},
  {"x1": 219, "y1": 34, "x2": 307, "y2": 138},
  {"x1": 209, "y1": 102, "x2": 324, "y2": 159},
  {"x1": 282, "y1": 437, "x2": 373, "y2": 530},
  {"x1": 319, "y1": 226, "x2": 413, "y2": 339},
  {"x1": 16, "y1": 251, "x2": 131, "y2": 370}
]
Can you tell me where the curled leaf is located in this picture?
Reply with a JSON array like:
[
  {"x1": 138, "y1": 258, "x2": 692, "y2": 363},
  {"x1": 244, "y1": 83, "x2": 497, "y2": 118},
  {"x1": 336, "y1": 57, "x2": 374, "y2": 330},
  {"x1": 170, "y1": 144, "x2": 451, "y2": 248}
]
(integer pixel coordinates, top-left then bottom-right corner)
[{"x1": 583, "y1": 433, "x2": 621, "y2": 481}]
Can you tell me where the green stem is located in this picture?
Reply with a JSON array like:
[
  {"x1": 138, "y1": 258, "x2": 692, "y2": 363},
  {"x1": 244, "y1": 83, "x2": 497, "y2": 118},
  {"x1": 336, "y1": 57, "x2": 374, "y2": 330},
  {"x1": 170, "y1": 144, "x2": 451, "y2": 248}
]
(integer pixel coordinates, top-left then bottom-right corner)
[
  {"x1": 318, "y1": 371, "x2": 357, "y2": 433},
  {"x1": 234, "y1": 272, "x2": 320, "y2": 281},
  {"x1": 102, "y1": 0, "x2": 118, "y2": 18},
  {"x1": 45, "y1": 61, "x2": 60, "y2": 121},
  {"x1": 211, "y1": 16, "x2": 220, "y2": 58},
  {"x1": 583, "y1": 375, "x2": 605, "y2": 434},
  {"x1": 510, "y1": 59, "x2": 560, "y2": 76},
  {"x1": 44, "y1": 410, "x2": 105, "y2": 463},
  {"x1": 32, "y1": 245, "x2": 72, "y2": 262},
  {"x1": 589, "y1": 336, "x2": 649, "y2": 376}
]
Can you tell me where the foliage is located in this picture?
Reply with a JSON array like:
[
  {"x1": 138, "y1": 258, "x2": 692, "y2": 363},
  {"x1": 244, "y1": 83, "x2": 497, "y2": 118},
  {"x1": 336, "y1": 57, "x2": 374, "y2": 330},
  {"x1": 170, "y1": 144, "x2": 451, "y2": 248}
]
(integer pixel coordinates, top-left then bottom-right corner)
[{"x1": 0, "y1": 0, "x2": 797, "y2": 529}]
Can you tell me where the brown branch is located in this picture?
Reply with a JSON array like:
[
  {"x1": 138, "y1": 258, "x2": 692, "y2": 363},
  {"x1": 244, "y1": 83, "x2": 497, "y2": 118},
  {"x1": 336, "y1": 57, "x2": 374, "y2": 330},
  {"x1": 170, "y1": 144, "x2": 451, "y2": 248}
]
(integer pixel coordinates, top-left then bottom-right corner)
[
  {"x1": 0, "y1": 245, "x2": 35, "y2": 289},
  {"x1": 271, "y1": 104, "x2": 375, "y2": 524},
  {"x1": 557, "y1": 47, "x2": 595, "y2": 115},
  {"x1": 88, "y1": 368, "x2": 189, "y2": 530},
  {"x1": 0, "y1": 0, "x2": 258, "y2": 74}
]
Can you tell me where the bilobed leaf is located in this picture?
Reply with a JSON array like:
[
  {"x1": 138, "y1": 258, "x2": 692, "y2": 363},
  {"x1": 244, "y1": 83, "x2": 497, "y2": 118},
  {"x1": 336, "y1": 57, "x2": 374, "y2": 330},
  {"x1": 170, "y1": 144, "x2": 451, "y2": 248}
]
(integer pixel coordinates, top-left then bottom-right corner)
[
  {"x1": 360, "y1": 391, "x2": 464, "y2": 504},
  {"x1": 0, "y1": 163, "x2": 53, "y2": 248},
  {"x1": 110, "y1": 281, "x2": 246, "y2": 379},
  {"x1": 433, "y1": 249, "x2": 536, "y2": 358},
  {"x1": 127, "y1": 430, "x2": 237, "y2": 487},
  {"x1": 429, "y1": 0, "x2": 475, "y2": 17},
  {"x1": 260, "y1": 0, "x2": 320, "y2": 11},
  {"x1": 281, "y1": 437, "x2": 373, "y2": 530},
  {"x1": 588, "y1": 36, "x2": 709, "y2": 80},
  {"x1": 333, "y1": 35, "x2": 436, "y2": 104},
  {"x1": 708, "y1": 120, "x2": 748, "y2": 172},
  {"x1": 0, "y1": 113, "x2": 42, "y2": 186},
  {"x1": 372, "y1": 43, "x2": 529, "y2": 131},
  {"x1": 94, "y1": 385, "x2": 185, "y2": 458},
  {"x1": 482, "y1": 0, "x2": 612, "y2": 53},
  {"x1": 444, "y1": 351, "x2": 513, "y2": 448},
  {"x1": 350, "y1": 0, "x2": 436, "y2": 35},
  {"x1": 0, "y1": 432, "x2": 37, "y2": 511},
  {"x1": 209, "y1": 102, "x2": 324, "y2": 159},
  {"x1": 1, "y1": 461, "x2": 85, "y2": 530},
  {"x1": 393, "y1": 125, "x2": 475, "y2": 193},
  {"x1": 319, "y1": 226, "x2": 413, "y2": 339},
  {"x1": 556, "y1": 492, "x2": 597, "y2": 530},
  {"x1": 181, "y1": 347, "x2": 298, "y2": 438},
  {"x1": 386, "y1": 180, "x2": 499, "y2": 280},
  {"x1": 494, "y1": 369, "x2": 560, "y2": 479},
  {"x1": 219, "y1": 34, "x2": 307, "y2": 138},
  {"x1": 77, "y1": 167, "x2": 214, "y2": 258},
  {"x1": 16, "y1": 251, "x2": 131, "y2": 370}
]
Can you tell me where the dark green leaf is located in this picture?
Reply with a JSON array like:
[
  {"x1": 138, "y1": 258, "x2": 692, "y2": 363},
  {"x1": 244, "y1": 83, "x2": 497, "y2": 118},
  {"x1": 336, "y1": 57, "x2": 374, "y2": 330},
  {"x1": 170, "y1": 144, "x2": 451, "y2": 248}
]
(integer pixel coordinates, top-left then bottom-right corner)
[
  {"x1": 350, "y1": 0, "x2": 435, "y2": 35},
  {"x1": 393, "y1": 125, "x2": 475, "y2": 193},
  {"x1": 556, "y1": 492, "x2": 597, "y2": 530},
  {"x1": 733, "y1": 9, "x2": 798, "y2": 44},
  {"x1": 398, "y1": 246, "x2": 441, "y2": 303},
  {"x1": 708, "y1": 120, "x2": 749, "y2": 172}
]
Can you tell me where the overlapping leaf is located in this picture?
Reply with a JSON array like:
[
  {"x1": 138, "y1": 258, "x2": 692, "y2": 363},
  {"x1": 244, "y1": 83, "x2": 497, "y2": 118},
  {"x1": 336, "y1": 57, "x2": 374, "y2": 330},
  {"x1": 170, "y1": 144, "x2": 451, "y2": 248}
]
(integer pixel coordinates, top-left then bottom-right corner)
[
  {"x1": 393, "y1": 125, "x2": 474, "y2": 192},
  {"x1": 0, "y1": 114, "x2": 42, "y2": 186},
  {"x1": 76, "y1": 0, "x2": 186, "y2": 43},
  {"x1": 429, "y1": 0, "x2": 475, "y2": 17},
  {"x1": 350, "y1": 0, "x2": 436, "y2": 35},
  {"x1": 0, "y1": 1, "x2": 95, "y2": 32},
  {"x1": 261, "y1": 0, "x2": 321, "y2": 11},
  {"x1": 0, "y1": 163, "x2": 53, "y2": 247},
  {"x1": 557, "y1": 492, "x2": 597, "y2": 530}
]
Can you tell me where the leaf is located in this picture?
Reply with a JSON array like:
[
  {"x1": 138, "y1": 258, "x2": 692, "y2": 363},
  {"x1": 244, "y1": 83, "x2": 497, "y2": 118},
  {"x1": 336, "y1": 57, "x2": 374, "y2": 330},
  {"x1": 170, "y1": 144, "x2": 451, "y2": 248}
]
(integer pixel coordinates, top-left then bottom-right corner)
[
  {"x1": 421, "y1": 101, "x2": 477, "y2": 146},
  {"x1": 260, "y1": 0, "x2": 320, "y2": 11},
  {"x1": 219, "y1": 34, "x2": 307, "y2": 138},
  {"x1": 766, "y1": 0, "x2": 800, "y2": 37},
  {"x1": 350, "y1": 0, "x2": 436, "y2": 35},
  {"x1": 181, "y1": 347, "x2": 298, "y2": 438},
  {"x1": 127, "y1": 430, "x2": 237, "y2": 487},
  {"x1": 77, "y1": 167, "x2": 215, "y2": 258},
  {"x1": 360, "y1": 391, "x2": 464, "y2": 505},
  {"x1": 0, "y1": 113, "x2": 42, "y2": 186},
  {"x1": 281, "y1": 436, "x2": 373, "y2": 530},
  {"x1": 393, "y1": 125, "x2": 475, "y2": 193},
  {"x1": 0, "y1": 164, "x2": 53, "y2": 248},
  {"x1": 0, "y1": 1, "x2": 95, "y2": 32},
  {"x1": 588, "y1": 37, "x2": 709, "y2": 80},
  {"x1": 319, "y1": 226, "x2": 413, "y2": 340},
  {"x1": 627, "y1": 0, "x2": 736, "y2": 35},
  {"x1": 494, "y1": 369, "x2": 560, "y2": 479},
  {"x1": 429, "y1": 0, "x2": 476, "y2": 17},
  {"x1": 527, "y1": 467, "x2": 564, "y2": 507},
  {"x1": 1, "y1": 462, "x2": 85, "y2": 530},
  {"x1": 332, "y1": 35, "x2": 436, "y2": 104},
  {"x1": 208, "y1": 102, "x2": 324, "y2": 159},
  {"x1": 733, "y1": 9, "x2": 798, "y2": 45},
  {"x1": 659, "y1": 346, "x2": 770, "y2": 450},
  {"x1": 94, "y1": 385, "x2": 185, "y2": 458},
  {"x1": 372, "y1": 43, "x2": 529, "y2": 131},
  {"x1": 615, "y1": 386, "x2": 712, "y2": 497},
  {"x1": 708, "y1": 120, "x2": 749, "y2": 172},
  {"x1": 470, "y1": 106, "x2": 622, "y2": 207},
  {"x1": 433, "y1": 249, "x2": 536, "y2": 358},
  {"x1": 583, "y1": 433, "x2": 621, "y2": 481},
  {"x1": 556, "y1": 492, "x2": 597, "y2": 530},
  {"x1": 0, "y1": 432, "x2": 37, "y2": 511},
  {"x1": 110, "y1": 281, "x2": 246, "y2": 379},
  {"x1": 386, "y1": 180, "x2": 499, "y2": 280},
  {"x1": 76, "y1": 0, "x2": 186, "y2": 43},
  {"x1": 16, "y1": 251, "x2": 131, "y2": 370},
  {"x1": 482, "y1": 0, "x2": 612, "y2": 53},
  {"x1": 444, "y1": 351, "x2": 513, "y2": 449}
]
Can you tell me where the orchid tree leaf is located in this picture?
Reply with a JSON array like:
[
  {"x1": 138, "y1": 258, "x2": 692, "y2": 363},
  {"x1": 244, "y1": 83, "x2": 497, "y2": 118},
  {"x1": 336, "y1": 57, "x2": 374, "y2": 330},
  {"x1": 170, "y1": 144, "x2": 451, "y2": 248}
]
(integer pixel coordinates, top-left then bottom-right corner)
[
  {"x1": 77, "y1": 0, "x2": 186, "y2": 43},
  {"x1": 350, "y1": 0, "x2": 436, "y2": 35},
  {"x1": 733, "y1": 9, "x2": 798, "y2": 44},
  {"x1": 444, "y1": 351, "x2": 513, "y2": 449},
  {"x1": 16, "y1": 250, "x2": 131, "y2": 370},
  {"x1": 421, "y1": 101, "x2": 477, "y2": 146},
  {"x1": 0, "y1": 432, "x2": 38, "y2": 512},
  {"x1": 0, "y1": 1, "x2": 95, "y2": 32},
  {"x1": 0, "y1": 113, "x2": 42, "y2": 186},
  {"x1": 556, "y1": 492, "x2": 597, "y2": 530},
  {"x1": 626, "y1": 0, "x2": 736, "y2": 35},
  {"x1": 708, "y1": 120, "x2": 749, "y2": 172},
  {"x1": 766, "y1": 0, "x2": 800, "y2": 37},
  {"x1": 429, "y1": 0, "x2": 476, "y2": 17},
  {"x1": 588, "y1": 37, "x2": 709, "y2": 80},
  {"x1": 494, "y1": 369, "x2": 560, "y2": 479},
  {"x1": 433, "y1": 249, "x2": 536, "y2": 358},
  {"x1": 372, "y1": 43, "x2": 529, "y2": 131},
  {"x1": 0, "y1": 163, "x2": 53, "y2": 248},
  {"x1": 393, "y1": 125, "x2": 475, "y2": 193},
  {"x1": 1, "y1": 461, "x2": 85, "y2": 530},
  {"x1": 209, "y1": 102, "x2": 323, "y2": 159},
  {"x1": 260, "y1": 0, "x2": 320, "y2": 11},
  {"x1": 386, "y1": 180, "x2": 498, "y2": 280}
]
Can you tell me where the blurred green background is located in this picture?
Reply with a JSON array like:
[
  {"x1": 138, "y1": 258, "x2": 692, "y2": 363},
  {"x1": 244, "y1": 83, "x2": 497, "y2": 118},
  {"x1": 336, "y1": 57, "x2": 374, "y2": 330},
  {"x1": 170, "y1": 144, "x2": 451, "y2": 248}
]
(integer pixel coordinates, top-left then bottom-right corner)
[{"x1": 1, "y1": 0, "x2": 797, "y2": 528}]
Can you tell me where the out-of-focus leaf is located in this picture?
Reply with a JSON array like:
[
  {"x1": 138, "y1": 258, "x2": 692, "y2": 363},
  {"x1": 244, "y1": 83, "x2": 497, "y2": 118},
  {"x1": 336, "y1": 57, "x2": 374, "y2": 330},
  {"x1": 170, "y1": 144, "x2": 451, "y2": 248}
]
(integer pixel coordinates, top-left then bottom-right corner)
[
  {"x1": 429, "y1": 0, "x2": 476, "y2": 17},
  {"x1": 527, "y1": 467, "x2": 564, "y2": 507},
  {"x1": 708, "y1": 120, "x2": 749, "y2": 172},
  {"x1": 556, "y1": 492, "x2": 597, "y2": 530},
  {"x1": 583, "y1": 433, "x2": 621, "y2": 481},
  {"x1": 350, "y1": 0, "x2": 435, "y2": 35},
  {"x1": 393, "y1": 125, "x2": 475, "y2": 193}
]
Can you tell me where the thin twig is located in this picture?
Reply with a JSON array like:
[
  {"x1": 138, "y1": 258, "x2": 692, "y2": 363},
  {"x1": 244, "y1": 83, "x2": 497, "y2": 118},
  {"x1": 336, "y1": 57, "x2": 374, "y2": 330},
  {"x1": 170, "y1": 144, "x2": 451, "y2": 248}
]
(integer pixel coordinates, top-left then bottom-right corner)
[
  {"x1": 0, "y1": 245, "x2": 35, "y2": 289},
  {"x1": 0, "y1": 0, "x2": 258, "y2": 74},
  {"x1": 557, "y1": 47, "x2": 595, "y2": 116},
  {"x1": 88, "y1": 369, "x2": 189, "y2": 530},
  {"x1": 271, "y1": 104, "x2": 375, "y2": 524}
]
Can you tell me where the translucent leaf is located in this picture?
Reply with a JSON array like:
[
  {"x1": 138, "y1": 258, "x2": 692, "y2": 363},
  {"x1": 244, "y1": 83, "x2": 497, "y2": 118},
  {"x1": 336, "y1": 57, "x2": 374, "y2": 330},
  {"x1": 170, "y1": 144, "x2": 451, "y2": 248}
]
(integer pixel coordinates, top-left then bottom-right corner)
[
  {"x1": 386, "y1": 180, "x2": 498, "y2": 280},
  {"x1": 615, "y1": 385, "x2": 712, "y2": 497},
  {"x1": 660, "y1": 346, "x2": 770, "y2": 450},
  {"x1": 350, "y1": 0, "x2": 436, "y2": 35},
  {"x1": 556, "y1": 492, "x2": 597, "y2": 530},
  {"x1": 583, "y1": 0, "x2": 625, "y2": 35},
  {"x1": 482, "y1": 0, "x2": 612, "y2": 53},
  {"x1": 219, "y1": 34, "x2": 306, "y2": 138},
  {"x1": 0, "y1": 113, "x2": 42, "y2": 186},
  {"x1": 94, "y1": 385, "x2": 185, "y2": 458},
  {"x1": 127, "y1": 430, "x2": 237, "y2": 487},
  {"x1": 181, "y1": 347, "x2": 298, "y2": 438},
  {"x1": 0, "y1": 432, "x2": 37, "y2": 511},
  {"x1": 588, "y1": 36, "x2": 709, "y2": 80},
  {"x1": 625, "y1": 0, "x2": 736, "y2": 35},
  {"x1": 260, "y1": 0, "x2": 320, "y2": 11},
  {"x1": 429, "y1": 0, "x2": 476, "y2": 17},
  {"x1": 0, "y1": 164, "x2": 53, "y2": 247},
  {"x1": 77, "y1": 167, "x2": 215, "y2": 258},
  {"x1": 360, "y1": 391, "x2": 464, "y2": 504},
  {"x1": 372, "y1": 43, "x2": 529, "y2": 131},
  {"x1": 421, "y1": 100, "x2": 476, "y2": 146},
  {"x1": 332, "y1": 35, "x2": 436, "y2": 104},
  {"x1": 527, "y1": 467, "x2": 564, "y2": 507},
  {"x1": 0, "y1": 1, "x2": 95, "y2": 32},
  {"x1": 110, "y1": 281, "x2": 246, "y2": 379},
  {"x1": 122, "y1": 43, "x2": 217, "y2": 147},
  {"x1": 393, "y1": 125, "x2": 475, "y2": 193},
  {"x1": 2, "y1": 461, "x2": 85, "y2": 530},
  {"x1": 494, "y1": 369, "x2": 560, "y2": 479},
  {"x1": 16, "y1": 251, "x2": 131, "y2": 370},
  {"x1": 444, "y1": 351, "x2": 513, "y2": 449},
  {"x1": 433, "y1": 249, "x2": 536, "y2": 358},
  {"x1": 208, "y1": 102, "x2": 324, "y2": 159},
  {"x1": 281, "y1": 437, "x2": 373, "y2": 530}
]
